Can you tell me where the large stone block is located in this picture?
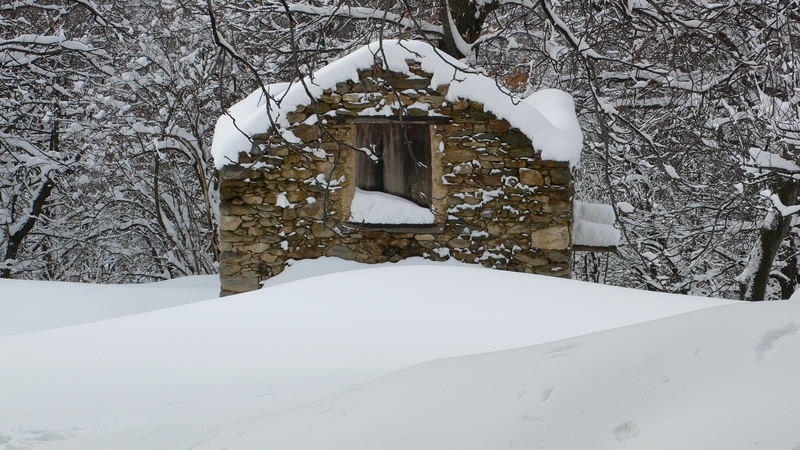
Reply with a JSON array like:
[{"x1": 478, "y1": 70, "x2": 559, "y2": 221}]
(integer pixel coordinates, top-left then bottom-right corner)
[
  {"x1": 220, "y1": 203, "x2": 254, "y2": 215},
  {"x1": 507, "y1": 146, "x2": 534, "y2": 158},
  {"x1": 326, "y1": 246, "x2": 355, "y2": 259},
  {"x1": 531, "y1": 225, "x2": 570, "y2": 250},
  {"x1": 444, "y1": 148, "x2": 478, "y2": 162},
  {"x1": 549, "y1": 167, "x2": 571, "y2": 184},
  {"x1": 513, "y1": 252, "x2": 548, "y2": 266},
  {"x1": 220, "y1": 215, "x2": 242, "y2": 231},
  {"x1": 219, "y1": 262, "x2": 241, "y2": 276},
  {"x1": 220, "y1": 165, "x2": 247, "y2": 180},
  {"x1": 519, "y1": 168, "x2": 544, "y2": 186},
  {"x1": 390, "y1": 78, "x2": 430, "y2": 90},
  {"x1": 220, "y1": 276, "x2": 260, "y2": 293},
  {"x1": 242, "y1": 194, "x2": 263, "y2": 205},
  {"x1": 293, "y1": 125, "x2": 320, "y2": 142}
]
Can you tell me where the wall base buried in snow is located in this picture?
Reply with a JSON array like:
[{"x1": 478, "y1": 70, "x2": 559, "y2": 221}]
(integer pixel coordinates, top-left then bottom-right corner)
[
  {"x1": 263, "y1": 256, "x2": 467, "y2": 288},
  {"x1": 0, "y1": 265, "x2": 729, "y2": 450},
  {"x1": 210, "y1": 299, "x2": 800, "y2": 450}
]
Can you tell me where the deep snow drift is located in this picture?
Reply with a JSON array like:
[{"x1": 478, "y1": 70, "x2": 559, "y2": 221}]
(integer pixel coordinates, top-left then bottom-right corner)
[
  {"x1": 0, "y1": 264, "x2": 730, "y2": 450},
  {"x1": 0, "y1": 275, "x2": 219, "y2": 336},
  {"x1": 217, "y1": 300, "x2": 800, "y2": 450}
]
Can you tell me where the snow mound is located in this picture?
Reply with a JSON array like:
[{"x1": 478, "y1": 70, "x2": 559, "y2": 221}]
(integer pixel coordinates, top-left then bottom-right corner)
[
  {"x1": 264, "y1": 256, "x2": 466, "y2": 287},
  {"x1": 0, "y1": 266, "x2": 725, "y2": 449},
  {"x1": 0, "y1": 275, "x2": 218, "y2": 336},
  {"x1": 201, "y1": 300, "x2": 800, "y2": 450},
  {"x1": 212, "y1": 40, "x2": 583, "y2": 169},
  {"x1": 349, "y1": 188, "x2": 434, "y2": 224}
]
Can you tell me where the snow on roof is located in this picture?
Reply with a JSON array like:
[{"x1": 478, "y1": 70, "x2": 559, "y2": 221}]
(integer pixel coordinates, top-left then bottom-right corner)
[
  {"x1": 573, "y1": 201, "x2": 620, "y2": 248},
  {"x1": 213, "y1": 81, "x2": 290, "y2": 167},
  {"x1": 212, "y1": 39, "x2": 583, "y2": 169}
]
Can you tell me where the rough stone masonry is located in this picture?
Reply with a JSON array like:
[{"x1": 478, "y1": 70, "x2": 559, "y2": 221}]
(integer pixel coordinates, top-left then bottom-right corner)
[{"x1": 217, "y1": 61, "x2": 573, "y2": 296}]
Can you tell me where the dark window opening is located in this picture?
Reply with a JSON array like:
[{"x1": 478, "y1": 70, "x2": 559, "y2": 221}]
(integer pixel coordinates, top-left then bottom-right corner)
[{"x1": 355, "y1": 122, "x2": 432, "y2": 208}]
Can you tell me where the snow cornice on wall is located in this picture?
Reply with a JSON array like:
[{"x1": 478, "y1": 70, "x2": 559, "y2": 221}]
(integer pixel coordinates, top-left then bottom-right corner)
[{"x1": 211, "y1": 39, "x2": 583, "y2": 169}]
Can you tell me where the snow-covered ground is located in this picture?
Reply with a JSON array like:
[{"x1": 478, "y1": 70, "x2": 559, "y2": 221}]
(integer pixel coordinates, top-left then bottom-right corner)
[
  {"x1": 0, "y1": 276, "x2": 219, "y2": 336},
  {"x1": 223, "y1": 300, "x2": 800, "y2": 450},
  {"x1": 4, "y1": 260, "x2": 790, "y2": 450}
]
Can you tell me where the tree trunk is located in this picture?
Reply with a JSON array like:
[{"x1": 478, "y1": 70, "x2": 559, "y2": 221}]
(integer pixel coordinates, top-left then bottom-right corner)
[
  {"x1": 744, "y1": 177, "x2": 800, "y2": 301},
  {"x1": 1, "y1": 178, "x2": 54, "y2": 278},
  {"x1": 438, "y1": 0, "x2": 488, "y2": 58},
  {"x1": 778, "y1": 239, "x2": 798, "y2": 299},
  {"x1": 1, "y1": 118, "x2": 59, "y2": 279}
]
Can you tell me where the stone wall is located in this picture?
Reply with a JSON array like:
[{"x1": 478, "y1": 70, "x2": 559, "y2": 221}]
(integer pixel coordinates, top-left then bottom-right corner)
[{"x1": 218, "y1": 62, "x2": 573, "y2": 296}]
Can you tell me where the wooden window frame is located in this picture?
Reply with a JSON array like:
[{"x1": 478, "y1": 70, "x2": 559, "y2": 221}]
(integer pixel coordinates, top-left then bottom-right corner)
[{"x1": 348, "y1": 118, "x2": 442, "y2": 232}]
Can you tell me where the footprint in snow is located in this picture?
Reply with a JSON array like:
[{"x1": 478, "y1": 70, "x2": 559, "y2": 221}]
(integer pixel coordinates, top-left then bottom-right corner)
[
  {"x1": 547, "y1": 343, "x2": 579, "y2": 359},
  {"x1": 520, "y1": 415, "x2": 545, "y2": 423},
  {"x1": 612, "y1": 421, "x2": 640, "y2": 443},
  {"x1": 755, "y1": 322, "x2": 799, "y2": 362},
  {"x1": 35, "y1": 430, "x2": 73, "y2": 441},
  {"x1": 0, "y1": 428, "x2": 75, "y2": 450},
  {"x1": 548, "y1": 343, "x2": 579, "y2": 354},
  {"x1": 540, "y1": 387, "x2": 554, "y2": 402}
]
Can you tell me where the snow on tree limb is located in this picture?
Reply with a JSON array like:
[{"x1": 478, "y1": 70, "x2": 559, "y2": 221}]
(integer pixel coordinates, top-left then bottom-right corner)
[{"x1": 761, "y1": 190, "x2": 800, "y2": 218}]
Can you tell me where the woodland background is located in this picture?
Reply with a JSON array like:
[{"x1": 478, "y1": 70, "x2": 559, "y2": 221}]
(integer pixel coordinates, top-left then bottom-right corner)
[{"x1": 1, "y1": 0, "x2": 798, "y2": 300}]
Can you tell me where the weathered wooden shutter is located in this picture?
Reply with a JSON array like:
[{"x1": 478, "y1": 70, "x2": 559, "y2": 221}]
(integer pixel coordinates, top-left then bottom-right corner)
[
  {"x1": 355, "y1": 122, "x2": 432, "y2": 208},
  {"x1": 383, "y1": 123, "x2": 431, "y2": 207},
  {"x1": 355, "y1": 123, "x2": 384, "y2": 192}
]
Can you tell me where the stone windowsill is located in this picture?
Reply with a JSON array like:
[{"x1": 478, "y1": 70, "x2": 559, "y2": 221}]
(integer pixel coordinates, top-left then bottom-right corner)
[{"x1": 344, "y1": 223, "x2": 445, "y2": 234}]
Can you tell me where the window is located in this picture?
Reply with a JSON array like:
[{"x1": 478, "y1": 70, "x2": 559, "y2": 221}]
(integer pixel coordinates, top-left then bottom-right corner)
[{"x1": 355, "y1": 122, "x2": 432, "y2": 208}]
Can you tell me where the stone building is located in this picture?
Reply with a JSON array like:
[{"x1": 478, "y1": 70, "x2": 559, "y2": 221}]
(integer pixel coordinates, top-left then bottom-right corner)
[{"x1": 212, "y1": 40, "x2": 586, "y2": 296}]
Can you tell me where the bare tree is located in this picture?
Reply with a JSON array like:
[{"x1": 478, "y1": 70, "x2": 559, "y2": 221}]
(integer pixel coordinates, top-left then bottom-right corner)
[{"x1": 2, "y1": 0, "x2": 797, "y2": 299}]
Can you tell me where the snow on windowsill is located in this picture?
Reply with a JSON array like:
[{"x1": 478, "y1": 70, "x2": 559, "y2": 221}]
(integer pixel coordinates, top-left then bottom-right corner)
[
  {"x1": 349, "y1": 188, "x2": 434, "y2": 225},
  {"x1": 572, "y1": 220, "x2": 620, "y2": 248},
  {"x1": 573, "y1": 200, "x2": 620, "y2": 248}
]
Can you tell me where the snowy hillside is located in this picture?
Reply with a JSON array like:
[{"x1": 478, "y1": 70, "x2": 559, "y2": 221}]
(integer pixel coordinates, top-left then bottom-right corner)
[
  {"x1": 1, "y1": 263, "x2": 783, "y2": 450},
  {"x1": 0, "y1": 276, "x2": 219, "y2": 336},
  {"x1": 213, "y1": 300, "x2": 800, "y2": 450}
]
